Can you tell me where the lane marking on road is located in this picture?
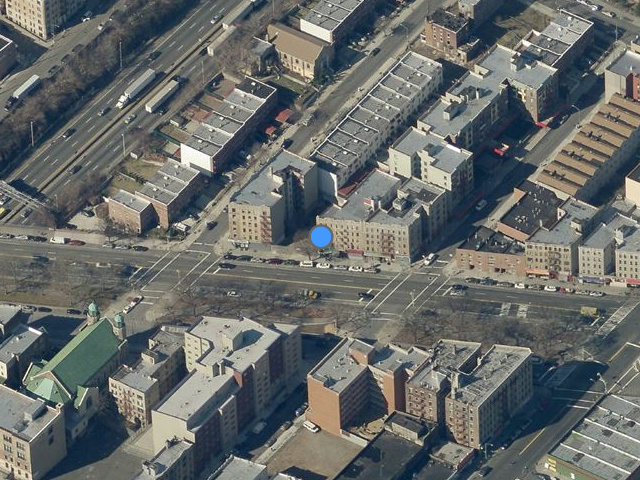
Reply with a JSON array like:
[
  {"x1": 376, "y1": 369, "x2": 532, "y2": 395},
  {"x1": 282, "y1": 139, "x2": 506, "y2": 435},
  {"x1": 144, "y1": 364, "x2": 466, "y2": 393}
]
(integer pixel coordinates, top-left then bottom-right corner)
[
  {"x1": 88, "y1": 125, "x2": 96, "y2": 133},
  {"x1": 500, "y1": 302, "x2": 511, "y2": 316},
  {"x1": 414, "y1": 276, "x2": 451, "y2": 312},
  {"x1": 365, "y1": 271, "x2": 402, "y2": 309},
  {"x1": 134, "y1": 251, "x2": 173, "y2": 283},
  {"x1": 404, "y1": 275, "x2": 440, "y2": 312},
  {"x1": 140, "y1": 301, "x2": 155, "y2": 305},
  {"x1": 177, "y1": 44, "x2": 184, "y2": 51},
  {"x1": 441, "y1": 286, "x2": 452, "y2": 297},
  {"x1": 198, "y1": 25, "x2": 205, "y2": 32},
  {"x1": 608, "y1": 342, "x2": 638, "y2": 363},
  {"x1": 91, "y1": 164, "x2": 100, "y2": 171},
  {"x1": 172, "y1": 253, "x2": 211, "y2": 291},
  {"x1": 169, "y1": 40, "x2": 176, "y2": 48},
  {"x1": 189, "y1": 258, "x2": 221, "y2": 288},
  {"x1": 71, "y1": 141, "x2": 79, "y2": 147},
  {"x1": 43, "y1": 155, "x2": 50, "y2": 161},
  {"x1": 85, "y1": 117, "x2": 92, "y2": 124},
  {"x1": 517, "y1": 304, "x2": 528, "y2": 318},
  {"x1": 372, "y1": 273, "x2": 413, "y2": 313},
  {"x1": 52, "y1": 158, "x2": 59, "y2": 164},
  {"x1": 213, "y1": 272, "x2": 376, "y2": 290},
  {"x1": 519, "y1": 427, "x2": 546, "y2": 455}
]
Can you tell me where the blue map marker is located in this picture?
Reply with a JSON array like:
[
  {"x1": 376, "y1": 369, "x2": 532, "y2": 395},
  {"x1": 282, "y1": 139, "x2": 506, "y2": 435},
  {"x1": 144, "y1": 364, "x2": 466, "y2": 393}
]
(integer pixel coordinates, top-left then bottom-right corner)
[{"x1": 310, "y1": 225, "x2": 332, "y2": 248}]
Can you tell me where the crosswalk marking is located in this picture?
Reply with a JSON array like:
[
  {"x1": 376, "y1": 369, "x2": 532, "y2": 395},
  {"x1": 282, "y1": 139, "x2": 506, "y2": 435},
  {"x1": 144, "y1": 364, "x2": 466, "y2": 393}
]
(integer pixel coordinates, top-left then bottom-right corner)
[
  {"x1": 517, "y1": 304, "x2": 528, "y2": 318},
  {"x1": 500, "y1": 302, "x2": 511, "y2": 316}
]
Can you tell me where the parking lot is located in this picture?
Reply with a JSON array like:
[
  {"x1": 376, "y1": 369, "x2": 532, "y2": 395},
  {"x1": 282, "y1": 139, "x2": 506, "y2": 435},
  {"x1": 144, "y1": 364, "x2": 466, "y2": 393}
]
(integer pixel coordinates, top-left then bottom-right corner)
[{"x1": 265, "y1": 428, "x2": 362, "y2": 480}]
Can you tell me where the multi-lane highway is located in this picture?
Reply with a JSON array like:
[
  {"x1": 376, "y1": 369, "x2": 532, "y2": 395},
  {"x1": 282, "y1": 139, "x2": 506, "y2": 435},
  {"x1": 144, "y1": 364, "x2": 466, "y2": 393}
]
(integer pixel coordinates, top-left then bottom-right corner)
[{"x1": 1, "y1": 0, "x2": 237, "y2": 224}]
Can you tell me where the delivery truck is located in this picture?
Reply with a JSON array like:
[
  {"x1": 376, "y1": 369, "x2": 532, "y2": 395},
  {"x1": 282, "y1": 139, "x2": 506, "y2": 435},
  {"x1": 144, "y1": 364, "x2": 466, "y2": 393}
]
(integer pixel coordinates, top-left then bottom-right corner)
[
  {"x1": 116, "y1": 69, "x2": 156, "y2": 109},
  {"x1": 49, "y1": 236, "x2": 69, "y2": 244},
  {"x1": 145, "y1": 80, "x2": 180, "y2": 113},
  {"x1": 5, "y1": 75, "x2": 41, "y2": 111}
]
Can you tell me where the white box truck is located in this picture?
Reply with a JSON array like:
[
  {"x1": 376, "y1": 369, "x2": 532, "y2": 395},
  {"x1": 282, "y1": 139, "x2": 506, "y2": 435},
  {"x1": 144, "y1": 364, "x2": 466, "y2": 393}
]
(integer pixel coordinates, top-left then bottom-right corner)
[
  {"x1": 116, "y1": 69, "x2": 156, "y2": 109},
  {"x1": 5, "y1": 75, "x2": 41, "y2": 111},
  {"x1": 145, "y1": 80, "x2": 180, "y2": 113},
  {"x1": 50, "y1": 236, "x2": 69, "y2": 244}
]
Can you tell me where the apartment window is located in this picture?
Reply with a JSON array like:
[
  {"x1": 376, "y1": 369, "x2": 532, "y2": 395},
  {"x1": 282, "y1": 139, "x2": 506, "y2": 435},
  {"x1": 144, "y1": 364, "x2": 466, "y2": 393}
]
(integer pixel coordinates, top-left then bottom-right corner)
[
  {"x1": 1, "y1": 436, "x2": 9, "y2": 443},
  {"x1": 17, "y1": 452, "x2": 25, "y2": 460},
  {"x1": 3, "y1": 445, "x2": 11, "y2": 453}
]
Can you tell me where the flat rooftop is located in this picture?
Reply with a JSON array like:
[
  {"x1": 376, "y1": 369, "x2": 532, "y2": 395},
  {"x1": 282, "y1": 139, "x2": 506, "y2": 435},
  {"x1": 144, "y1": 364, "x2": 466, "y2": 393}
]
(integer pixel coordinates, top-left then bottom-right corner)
[
  {"x1": 407, "y1": 339, "x2": 481, "y2": 391},
  {"x1": 111, "y1": 189, "x2": 152, "y2": 213},
  {"x1": 111, "y1": 331, "x2": 183, "y2": 393},
  {"x1": 134, "y1": 439, "x2": 193, "y2": 480},
  {"x1": 458, "y1": 226, "x2": 525, "y2": 256},
  {"x1": 209, "y1": 455, "x2": 267, "y2": 480},
  {"x1": 334, "y1": 430, "x2": 422, "y2": 480},
  {"x1": 308, "y1": 338, "x2": 370, "y2": 393},
  {"x1": 136, "y1": 160, "x2": 200, "y2": 207},
  {"x1": 456, "y1": 345, "x2": 531, "y2": 407},
  {"x1": 371, "y1": 344, "x2": 428, "y2": 374},
  {"x1": 187, "y1": 316, "x2": 282, "y2": 374},
  {"x1": 429, "y1": 9, "x2": 468, "y2": 31},
  {"x1": 399, "y1": 177, "x2": 446, "y2": 206},
  {"x1": 581, "y1": 214, "x2": 637, "y2": 250},
  {"x1": 628, "y1": 163, "x2": 640, "y2": 183},
  {"x1": 607, "y1": 48, "x2": 640, "y2": 77},
  {"x1": 549, "y1": 395, "x2": 640, "y2": 480},
  {"x1": 154, "y1": 370, "x2": 238, "y2": 427},
  {"x1": 0, "y1": 304, "x2": 21, "y2": 328},
  {"x1": 527, "y1": 198, "x2": 598, "y2": 246},
  {"x1": 0, "y1": 324, "x2": 45, "y2": 364},
  {"x1": 0, "y1": 384, "x2": 61, "y2": 441},
  {"x1": 498, "y1": 181, "x2": 563, "y2": 238},
  {"x1": 231, "y1": 150, "x2": 315, "y2": 207},
  {"x1": 302, "y1": 0, "x2": 365, "y2": 32},
  {"x1": 236, "y1": 77, "x2": 277, "y2": 101}
]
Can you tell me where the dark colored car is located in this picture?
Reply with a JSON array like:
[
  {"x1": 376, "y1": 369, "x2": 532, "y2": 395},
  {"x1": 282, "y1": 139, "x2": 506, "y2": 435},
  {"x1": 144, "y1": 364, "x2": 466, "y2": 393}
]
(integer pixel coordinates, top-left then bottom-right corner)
[
  {"x1": 132, "y1": 245, "x2": 148, "y2": 251},
  {"x1": 97, "y1": 107, "x2": 110, "y2": 117},
  {"x1": 67, "y1": 309, "x2": 82, "y2": 315},
  {"x1": 33, "y1": 236, "x2": 47, "y2": 242},
  {"x1": 37, "y1": 306, "x2": 52, "y2": 312},
  {"x1": 62, "y1": 128, "x2": 76, "y2": 139},
  {"x1": 451, "y1": 284, "x2": 467, "y2": 291},
  {"x1": 465, "y1": 277, "x2": 481, "y2": 284},
  {"x1": 68, "y1": 240, "x2": 85, "y2": 246},
  {"x1": 284, "y1": 259, "x2": 299, "y2": 265},
  {"x1": 480, "y1": 278, "x2": 497, "y2": 286},
  {"x1": 223, "y1": 253, "x2": 237, "y2": 260},
  {"x1": 369, "y1": 47, "x2": 381, "y2": 56},
  {"x1": 68, "y1": 165, "x2": 82, "y2": 175},
  {"x1": 219, "y1": 263, "x2": 236, "y2": 270},
  {"x1": 147, "y1": 51, "x2": 161, "y2": 62},
  {"x1": 206, "y1": 221, "x2": 218, "y2": 230},
  {"x1": 478, "y1": 466, "x2": 492, "y2": 477},
  {"x1": 236, "y1": 255, "x2": 252, "y2": 261},
  {"x1": 281, "y1": 138, "x2": 293, "y2": 149},
  {"x1": 358, "y1": 292, "x2": 374, "y2": 300},
  {"x1": 266, "y1": 258, "x2": 283, "y2": 265}
]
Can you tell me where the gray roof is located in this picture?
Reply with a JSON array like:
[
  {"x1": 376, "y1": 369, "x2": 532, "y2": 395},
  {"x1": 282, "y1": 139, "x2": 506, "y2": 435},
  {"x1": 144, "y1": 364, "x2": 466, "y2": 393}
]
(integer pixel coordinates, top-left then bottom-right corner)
[
  {"x1": 0, "y1": 384, "x2": 61, "y2": 442},
  {"x1": 398, "y1": 177, "x2": 446, "y2": 207},
  {"x1": 320, "y1": 170, "x2": 401, "y2": 222},
  {"x1": 111, "y1": 189, "x2": 152, "y2": 213},
  {"x1": 232, "y1": 150, "x2": 315, "y2": 208},
  {"x1": 528, "y1": 198, "x2": 598, "y2": 246},
  {"x1": 110, "y1": 331, "x2": 183, "y2": 393},
  {"x1": 302, "y1": 0, "x2": 364, "y2": 33},
  {"x1": 407, "y1": 340, "x2": 481, "y2": 391},
  {"x1": 372, "y1": 345, "x2": 428, "y2": 374},
  {"x1": 312, "y1": 52, "x2": 441, "y2": 177},
  {"x1": 0, "y1": 324, "x2": 45, "y2": 364},
  {"x1": 309, "y1": 338, "x2": 371, "y2": 393},
  {"x1": 549, "y1": 395, "x2": 640, "y2": 480},
  {"x1": 581, "y1": 214, "x2": 637, "y2": 250},
  {"x1": 616, "y1": 225, "x2": 640, "y2": 253},
  {"x1": 209, "y1": 456, "x2": 267, "y2": 480},
  {"x1": 133, "y1": 439, "x2": 193, "y2": 480},
  {"x1": 187, "y1": 316, "x2": 285, "y2": 374},
  {"x1": 420, "y1": 45, "x2": 556, "y2": 138},
  {"x1": 608, "y1": 48, "x2": 640, "y2": 77},
  {"x1": 0, "y1": 304, "x2": 20, "y2": 328},
  {"x1": 455, "y1": 345, "x2": 531, "y2": 407},
  {"x1": 154, "y1": 370, "x2": 238, "y2": 426},
  {"x1": 391, "y1": 127, "x2": 441, "y2": 157},
  {"x1": 136, "y1": 160, "x2": 200, "y2": 207}
]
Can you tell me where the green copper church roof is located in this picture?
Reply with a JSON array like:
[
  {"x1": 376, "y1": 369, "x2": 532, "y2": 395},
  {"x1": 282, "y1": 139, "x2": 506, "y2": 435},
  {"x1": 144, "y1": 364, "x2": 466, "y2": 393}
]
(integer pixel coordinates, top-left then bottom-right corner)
[
  {"x1": 87, "y1": 302, "x2": 100, "y2": 317},
  {"x1": 24, "y1": 319, "x2": 120, "y2": 405}
]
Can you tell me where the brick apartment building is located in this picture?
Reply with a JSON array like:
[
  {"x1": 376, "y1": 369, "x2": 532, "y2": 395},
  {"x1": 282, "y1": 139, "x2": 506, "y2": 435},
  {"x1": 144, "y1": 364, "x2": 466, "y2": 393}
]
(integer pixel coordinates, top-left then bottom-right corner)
[
  {"x1": 455, "y1": 226, "x2": 527, "y2": 276},
  {"x1": 6, "y1": 0, "x2": 84, "y2": 40},
  {"x1": 423, "y1": 10, "x2": 477, "y2": 63},
  {"x1": 604, "y1": 40, "x2": 640, "y2": 102},
  {"x1": 107, "y1": 190, "x2": 155, "y2": 234},
  {"x1": 152, "y1": 317, "x2": 301, "y2": 472},
  {"x1": 458, "y1": 0, "x2": 504, "y2": 26},
  {"x1": 228, "y1": 150, "x2": 318, "y2": 245},
  {"x1": 308, "y1": 338, "x2": 533, "y2": 449},
  {"x1": 110, "y1": 331, "x2": 186, "y2": 428},
  {"x1": 0, "y1": 385, "x2": 67, "y2": 480}
]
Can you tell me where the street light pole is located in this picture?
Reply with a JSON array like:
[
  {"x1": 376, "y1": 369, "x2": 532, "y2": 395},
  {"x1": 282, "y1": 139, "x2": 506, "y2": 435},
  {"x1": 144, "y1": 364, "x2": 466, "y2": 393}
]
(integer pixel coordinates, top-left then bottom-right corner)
[
  {"x1": 201, "y1": 59, "x2": 205, "y2": 86},
  {"x1": 119, "y1": 40, "x2": 123, "y2": 70},
  {"x1": 121, "y1": 133, "x2": 126, "y2": 159},
  {"x1": 30, "y1": 121, "x2": 34, "y2": 148}
]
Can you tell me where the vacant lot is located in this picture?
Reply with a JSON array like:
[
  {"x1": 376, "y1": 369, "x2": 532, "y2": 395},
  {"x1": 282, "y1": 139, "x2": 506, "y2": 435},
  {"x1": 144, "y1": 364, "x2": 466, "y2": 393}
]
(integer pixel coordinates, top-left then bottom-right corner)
[{"x1": 266, "y1": 428, "x2": 362, "y2": 480}]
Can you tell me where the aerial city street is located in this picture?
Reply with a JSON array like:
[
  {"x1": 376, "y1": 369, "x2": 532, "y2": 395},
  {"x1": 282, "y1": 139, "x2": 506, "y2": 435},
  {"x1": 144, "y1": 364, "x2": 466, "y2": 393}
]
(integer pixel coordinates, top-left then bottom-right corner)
[{"x1": 1, "y1": 0, "x2": 640, "y2": 479}]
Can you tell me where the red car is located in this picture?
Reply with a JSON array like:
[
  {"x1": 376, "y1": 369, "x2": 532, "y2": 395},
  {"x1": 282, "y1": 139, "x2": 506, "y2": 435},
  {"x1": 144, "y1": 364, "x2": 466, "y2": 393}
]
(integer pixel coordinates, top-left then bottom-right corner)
[{"x1": 68, "y1": 240, "x2": 85, "y2": 246}]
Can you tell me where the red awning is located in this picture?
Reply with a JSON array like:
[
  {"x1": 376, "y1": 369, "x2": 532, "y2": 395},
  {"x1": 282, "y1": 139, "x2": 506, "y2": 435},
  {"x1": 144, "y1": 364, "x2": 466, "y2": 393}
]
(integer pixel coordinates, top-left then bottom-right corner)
[
  {"x1": 265, "y1": 126, "x2": 277, "y2": 136},
  {"x1": 275, "y1": 109, "x2": 293, "y2": 123},
  {"x1": 627, "y1": 278, "x2": 640, "y2": 285}
]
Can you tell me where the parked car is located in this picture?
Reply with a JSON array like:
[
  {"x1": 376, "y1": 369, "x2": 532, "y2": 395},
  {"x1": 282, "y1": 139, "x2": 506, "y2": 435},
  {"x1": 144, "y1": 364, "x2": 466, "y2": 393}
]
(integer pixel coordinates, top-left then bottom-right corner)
[
  {"x1": 281, "y1": 138, "x2": 293, "y2": 149},
  {"x1": 358, "y1": 292, "x2": 374, "y2": 300},
  {"x1": 223, "y1": 253, "x2": 237, "y2": 260},
  {"x1": 132, "y1": 245, "x2": 148, "y2": 251},
  {"x1": 475, "y1": 199, "x2": 488, "y2": 211},
  {"x1": 465, "y1": 277, "x2": 481, "y2": 284},
  {"x1": 236, "y1": 255, "x2": 252, "y2": 261},
  {"x1": 369, "y1": 47, "x2": 381, "y2": 56},
  {"x1": 211, "y1": 13, "x2": 223, "y2": 23},
  {"x1": 334, "y1": 265, "x2": 349, "y2": 271},
  {"x1": 590, "y1": 291, "x2": 605, "y2": 297},
  {"x1": 68, "y1": 165, "x2": 82, "y2": 175},
  {"x1": 514, "y1": 283, "x2": 527, "y2": 289},
  {"x1": 316, "y1": 262, "x2": 331, "y2": 269},
  {"x1": 266, "y1": 258, "x2": 283, "y2": 265},
  {"x1": 497, "y1": 281, "x2": 514, "y2": 288},
  {"x1": 147, "y1": 51, "x2": 161, "y2": 62},
  {"x1": 21, "y1": 208, "x2": 33, "y2": 218},
  {"x1": 68, "y1": 240, "x2": 85, "y2": 246},
  {"x1": 303, "y1": 420, "x2": 320, "y2": 433},
  {"x1": 67, "y1": 309, "x2": 82, "y2": 315},
  {"x1": 364, "y1": 267, "x2": 379, "y2": 273},
  {"x1": 206, "y1": 221, "x2": 218, "y2": 230},
  {"x1": 219, "y1": 263, "x2": 236, "y2": 270},
  {"x1": 283, "y1": 259, "x2": 299, "y2": 265},
  {"x1": 102, "y1": 242, "x2": 114, "y2": 248},
  {"x1": 37, "y1": 306, "x2": 52, "y2": 312},
  {"x1": 480, "y1": 278, "x2": 496, "y2": 286},
  {"x1": 544, "y1": 285, "x2": 558, "y2": 292},
  {"x1": 451, "y1": 284, "x2": 467, "y2": 291},
  {"x1": 81, "y1": 209, "x2": 95, "y2": 217},
  {"x1": 478, "y1": 466, "x2": 492, "y2": 477},
  {"x1": 227, "y1": 290, "x2": 241, "y2": 297},
  {"x1": 114, "y1": 244, "x2": 130, "y2": 250},
  {"x1": 348, "y1": 265, "x2": 364, "y2": 272}
]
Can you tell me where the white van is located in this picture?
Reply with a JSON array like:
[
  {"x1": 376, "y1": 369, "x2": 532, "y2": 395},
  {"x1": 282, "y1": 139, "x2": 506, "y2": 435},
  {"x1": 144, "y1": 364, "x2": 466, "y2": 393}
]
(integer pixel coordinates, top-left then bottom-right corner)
[
  {"x1": 303, "y1": 420, "x2": 320, "y2": 433},
  {"x1": 300, "y1": 260, "x2": 315, "y2": 267}
]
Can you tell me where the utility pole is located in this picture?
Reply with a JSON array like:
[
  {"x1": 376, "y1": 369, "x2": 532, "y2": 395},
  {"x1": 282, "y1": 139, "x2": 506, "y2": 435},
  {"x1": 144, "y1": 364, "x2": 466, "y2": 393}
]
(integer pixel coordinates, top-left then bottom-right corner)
[
  {"x1": 201, "y1": 59, "x2": 205, "y2": 86},
  {"x1": 272, "y1": 0, "x2": 276, "y2": 17},
  {"x1": 121, "y1": 133, "x2": 126, "y2": 159},
  {"x1": 119, "y1": 40, "x2": 123, "y2": 70},
  {"x1": 30, "y1": 121, "x2": 34, "y2": 147}
]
